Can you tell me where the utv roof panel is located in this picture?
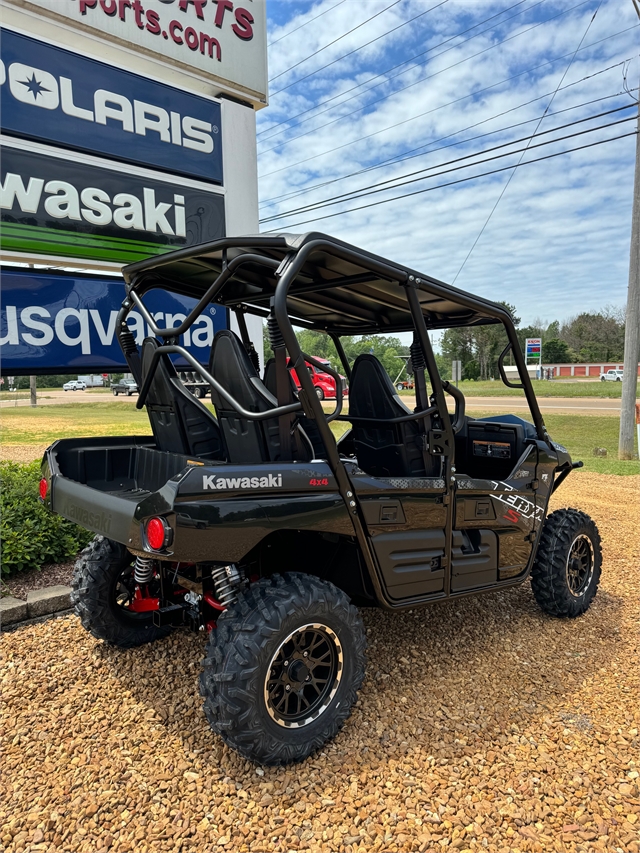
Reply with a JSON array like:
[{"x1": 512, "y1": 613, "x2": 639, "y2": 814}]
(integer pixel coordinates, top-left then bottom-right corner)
[{"x1": 123, "y1": 233, "x2": 507, "y2": 335}]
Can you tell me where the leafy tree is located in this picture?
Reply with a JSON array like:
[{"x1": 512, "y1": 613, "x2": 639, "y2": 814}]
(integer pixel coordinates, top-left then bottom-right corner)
[
  {"x1": 542, "y1": 339, "x2": 573, "y2": 363},
  {"x1": 559, "y1": 310, "x2": 625, "y2": 362}
]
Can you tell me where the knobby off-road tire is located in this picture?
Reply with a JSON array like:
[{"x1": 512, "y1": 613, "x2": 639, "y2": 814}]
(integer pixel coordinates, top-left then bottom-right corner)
[
  {"x1": 72, "y1": 535, "x2": 172, "y2": 648},
  {"x1": 200, "y1": 573, "x2": 367, "y2": 766},
  {"x1": 531, "y1": 508, "x2": 602, "y2": 618}
]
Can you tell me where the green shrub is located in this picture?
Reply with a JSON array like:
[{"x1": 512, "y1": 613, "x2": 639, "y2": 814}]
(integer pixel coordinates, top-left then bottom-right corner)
[{"x1": 0, "y1": 460, "x2": 93, "y2": 575}]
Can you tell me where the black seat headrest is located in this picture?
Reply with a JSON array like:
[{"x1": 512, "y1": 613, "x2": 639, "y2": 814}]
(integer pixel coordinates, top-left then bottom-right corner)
[{"x1": 349, "y1": 354, "x2": 412, "y2": 420}]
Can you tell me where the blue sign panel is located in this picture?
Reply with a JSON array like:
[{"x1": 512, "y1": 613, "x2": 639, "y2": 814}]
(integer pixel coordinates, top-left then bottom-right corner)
[
  {"x1": 0, "y1": 28, "x2": 223, "y2": 184},
  {"x1": 1, "y1": 269, "x2": 227, "y2": 375}
]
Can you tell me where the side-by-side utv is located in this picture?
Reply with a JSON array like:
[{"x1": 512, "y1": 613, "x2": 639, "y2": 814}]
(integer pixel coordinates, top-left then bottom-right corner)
[{"x1": 41, "y1": 233, "x2": 602, "y2": 765}]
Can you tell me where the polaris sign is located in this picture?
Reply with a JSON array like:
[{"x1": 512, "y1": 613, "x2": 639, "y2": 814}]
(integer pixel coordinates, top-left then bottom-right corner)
[
  {"x1": 1, "y1": 269, "x2": 228, "y2": 374},
  {"x1": 0, "y1": 28, "x2": 223, "y2": 183}
]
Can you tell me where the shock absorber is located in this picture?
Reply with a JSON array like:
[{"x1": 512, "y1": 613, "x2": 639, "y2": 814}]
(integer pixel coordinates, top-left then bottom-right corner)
[
  {"x1": 134, "y1": 556, "x2": 155, "y2": 584},
  {"x1": 210, "y1": 564, "x2": 243, "y2": 608}
]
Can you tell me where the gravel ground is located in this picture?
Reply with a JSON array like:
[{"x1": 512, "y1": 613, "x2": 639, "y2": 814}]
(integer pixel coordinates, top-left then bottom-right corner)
[
  {"x1": 0, "y1": 445, "x2": 47, "y2": 464},
  {"x1": 1, "y1": 472, "x2": 639, "y2": 853}
]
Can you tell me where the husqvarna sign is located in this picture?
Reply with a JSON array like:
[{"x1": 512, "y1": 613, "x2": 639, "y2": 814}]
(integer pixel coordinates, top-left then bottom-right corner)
[
  {"x1": 4, "y1": 0, "x2": 268, "y2": 105},
  {"x1": 1, "y1": 29, "x2": 223, "y2": 183}
]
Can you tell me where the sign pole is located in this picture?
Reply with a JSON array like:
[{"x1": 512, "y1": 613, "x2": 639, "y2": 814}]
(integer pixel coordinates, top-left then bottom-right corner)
[
  {"x1": 619, "y1": 43, "x2": 640, "y2": 458},
  {"x1": 30, "y1": 375, "x2": 37, "y2": 407}
]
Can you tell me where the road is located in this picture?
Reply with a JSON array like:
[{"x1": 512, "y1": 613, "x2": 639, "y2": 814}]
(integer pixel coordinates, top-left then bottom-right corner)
[{"x1": 1, "y1": 388, "x2": 623, "y2": 415}]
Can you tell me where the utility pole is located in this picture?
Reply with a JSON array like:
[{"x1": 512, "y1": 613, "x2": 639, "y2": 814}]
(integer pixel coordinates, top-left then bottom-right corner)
[
  {"x1": 620, "y1": 5, "x2": 640, "y2": 459},
  {"x1": 30, "y1": 375, "x2": 37, "y2": 407}
]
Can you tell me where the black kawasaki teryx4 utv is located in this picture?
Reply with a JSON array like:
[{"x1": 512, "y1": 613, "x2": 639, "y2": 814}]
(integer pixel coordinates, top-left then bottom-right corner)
[{"x1": 41, "y1": 233, "x2": 602, "y2": 765}]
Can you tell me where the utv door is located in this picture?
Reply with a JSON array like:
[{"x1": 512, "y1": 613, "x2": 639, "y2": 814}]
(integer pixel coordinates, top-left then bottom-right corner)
[{"x1": 350, "y1": 470, "x2": 449, "y2": 601}]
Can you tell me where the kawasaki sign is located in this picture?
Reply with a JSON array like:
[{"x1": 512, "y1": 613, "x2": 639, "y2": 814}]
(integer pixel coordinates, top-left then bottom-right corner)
[
  {"x1": 1, "y1": 28, "x2": 223, "y2": 183},
  {"x1": 1, "y1": 269, "x2": 228, "y2": 374},
  {"x1": 1, "y1": 141, "x2": 225, "y2": 263}
]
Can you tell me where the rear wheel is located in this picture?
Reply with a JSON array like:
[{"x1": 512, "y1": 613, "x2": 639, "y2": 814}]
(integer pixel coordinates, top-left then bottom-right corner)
[
  {"x1": 200, "y1": 573, "x2": 366, "y2": 765},
  {"x1": 72, "y1": 535, "x2": 172, "y2": 647},
  {"x1": 194, "y1": 386, "x2": 204, "y2": 399},
  {"x1": 531, "y1": 509, "x2": 602, "y2": 617}
]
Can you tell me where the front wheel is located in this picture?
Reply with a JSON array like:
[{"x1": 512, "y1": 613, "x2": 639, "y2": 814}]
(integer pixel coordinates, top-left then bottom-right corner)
[
  {"x1": 194, "y1": 386, "x2": 204, "y2": 399},
  {"x1": 315, "y1": 387, "x2": 325, "y2": 400},
  {"x1": 72, "y1": 535, "x2": 172, "y2": 647},
  {"x1": 396, "y1": 383, "x2": 404, "y2": 391},
  {"x1": 530, "y1": 509, "x2": 602, "y2": 617},
  {"x1": 112, "y1": 388, "x2": 118, "y2": 396},
  {"x1": 200, "y1": 573, "x2": 366, "y2": 765}
]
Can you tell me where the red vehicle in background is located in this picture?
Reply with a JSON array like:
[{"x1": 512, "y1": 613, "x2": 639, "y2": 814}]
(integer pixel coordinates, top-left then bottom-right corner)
[{"x1": 289, "y1": 357, "x2": 348, "y2": 400}]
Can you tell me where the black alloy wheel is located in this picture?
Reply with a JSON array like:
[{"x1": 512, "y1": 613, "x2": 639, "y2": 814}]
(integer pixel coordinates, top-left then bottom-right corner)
[
  {"x1": 531, "y1": 508, "x2": 602, "y2": 617},
  {"x1": 200, "y1": 573, "x2": 366, "y2": 765},
  {"x1": 264, "y1": 623, "x2": 342, "y2": 728},
  {"x1": 565, "y1": 534, "x2": 595, "y2": 597}
]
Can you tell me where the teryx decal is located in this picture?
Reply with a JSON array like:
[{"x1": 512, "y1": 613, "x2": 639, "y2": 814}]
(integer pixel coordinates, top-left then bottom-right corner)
[
  {"x1": 489, "y1": 481, "x2": 544, "y2": 522},
  {"x1": 203, "y1": 474, "x2": 282, "y2": 490}
]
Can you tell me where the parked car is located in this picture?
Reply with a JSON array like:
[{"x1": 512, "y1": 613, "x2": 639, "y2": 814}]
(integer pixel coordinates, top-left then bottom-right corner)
[
  {"x1": 289, "y1": 357, "x2": 348, "y2": 399},
  {"x1": 601, "y1": 369, "x2": 623, "y2": 382},
  {"x1": 63, "y1": 380, "x2": 86, "y2": 391},
  {"x1": 42, "y1": 233, "x2": 601, "y2": 767},
  {"x1": 111, "y1": 378, "x2": 138, "y2": 396}
]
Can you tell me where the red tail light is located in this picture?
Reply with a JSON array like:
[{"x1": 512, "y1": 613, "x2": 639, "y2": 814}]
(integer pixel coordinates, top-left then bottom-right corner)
[
  {"x1": 146, "y1": 517, "x2": 171, "y2": 550},
  {"x1": 39, "y1": 478, "x2": 48, "y2": 500}
]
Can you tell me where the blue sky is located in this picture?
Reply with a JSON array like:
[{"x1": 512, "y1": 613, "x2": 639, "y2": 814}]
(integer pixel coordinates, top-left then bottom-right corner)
[{"x1": 257, "y1": 0, "x2": 638, "y2": 326}]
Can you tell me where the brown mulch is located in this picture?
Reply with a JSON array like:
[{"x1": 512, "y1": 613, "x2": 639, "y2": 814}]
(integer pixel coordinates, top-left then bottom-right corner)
[
  {"x1": 1, "y1": 472, "x2": 639, "y2": 853},
  {"x1": 0, "y1": 445, "x2": 47, "y2": 464},
  {"x1": 3, "y1": 561, "x2": 76, "y2": 602}
]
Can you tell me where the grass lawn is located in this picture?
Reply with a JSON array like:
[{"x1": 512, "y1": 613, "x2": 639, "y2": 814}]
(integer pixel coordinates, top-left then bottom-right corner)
[
  {"x1": 398, "y1": 379, "x2": 624, "y2": 398},
  {"x1": 2, "y1": 401, "x2": 637, "y2": 475}
]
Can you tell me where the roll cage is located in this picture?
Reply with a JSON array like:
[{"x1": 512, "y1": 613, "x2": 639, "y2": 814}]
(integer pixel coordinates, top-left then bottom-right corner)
[{"x1": 120, "y1": 232, "x2": 546, "y2": 447}]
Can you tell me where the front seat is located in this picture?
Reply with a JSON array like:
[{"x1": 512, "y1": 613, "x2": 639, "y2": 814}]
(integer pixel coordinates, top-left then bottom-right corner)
[
  {"x1": 140, "y1": 337, "x2": 224, "y2": 461},
  {"x1": 348, "y1": 354, "x2": 438, "y2": 477},
  {"x1": 209, "y1": 330, "x2": 312, "y2": 464}
]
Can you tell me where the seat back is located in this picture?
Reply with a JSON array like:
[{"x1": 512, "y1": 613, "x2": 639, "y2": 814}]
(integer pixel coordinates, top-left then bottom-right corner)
[
  {"x1": 348, "y1": 354, "x2": 436, "y2": 477},
  {"x1": 140, "y1": 338, "x2": 223, "y2": 460},
  {"x1": 263, "y1": 358, "x2": 326, "y2": 459},
  {"x1": 209, "y1": 331, "x2": 312, "y2": 464}
]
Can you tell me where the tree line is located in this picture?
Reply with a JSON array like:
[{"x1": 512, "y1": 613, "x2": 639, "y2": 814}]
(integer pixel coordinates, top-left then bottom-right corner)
[
  {"x1": 264, "y1": 306, "x2": 625, "y2": 383},
  {"x1": 440, "y1": 306, "x2": 625, "y2": 381}
]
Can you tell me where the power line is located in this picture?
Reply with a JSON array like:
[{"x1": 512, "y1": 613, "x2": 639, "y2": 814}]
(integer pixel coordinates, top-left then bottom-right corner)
[
  {"x1": 259, "y1": 82, "x2": 630, "y2": 210},
  {"x1": 259, "y1": 109, "x2": 636, "y2": 222},
  {"x1": 260, "y1": 131, "x2": 634, "y2": 232},
  {"x1": 268, "y1": 0, "x2": 348, "y2": 48},
  {"x1": 451, "y1": 1, "x2": 601, "y2": 283},
  {"x1": 269, "y1": 0, "x2": 449, "y2": 96},
  {"x1": 259, "y1": 24, "x2": 636, "y2": 178},
  {"x1": 260, "y1": 115, "x2": 635, "y2": 223},
  {"x1": 260, "y1": 0, "x2": 532, "y2": 133},
  {"x1": 261, "y1": 1, "x2": 599, "y2": 156},
  {"x1": 269, "y1": 0, "x2": 404, "y2": 83}
]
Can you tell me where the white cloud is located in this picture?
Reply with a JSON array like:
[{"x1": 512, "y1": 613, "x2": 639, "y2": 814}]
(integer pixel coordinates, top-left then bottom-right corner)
[{"x1": 257, "y1": 0, "x2": 637, "y2": 325}]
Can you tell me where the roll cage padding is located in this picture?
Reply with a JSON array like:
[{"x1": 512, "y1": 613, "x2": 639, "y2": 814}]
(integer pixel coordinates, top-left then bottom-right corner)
[
  {"x1": 208, "y1": 331, "x2": 313, "y2": 464},
  {"x1": 348, "y1": 354, "x2": 439, "y2": 478},
  {"x1": 140, "y1": 338, "x2": 224, "y2": 461}
]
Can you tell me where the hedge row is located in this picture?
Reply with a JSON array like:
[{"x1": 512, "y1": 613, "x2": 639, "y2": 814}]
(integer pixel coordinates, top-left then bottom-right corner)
[{"x1": 1, "y1": 460, "x2": 92, "y2": 575}]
